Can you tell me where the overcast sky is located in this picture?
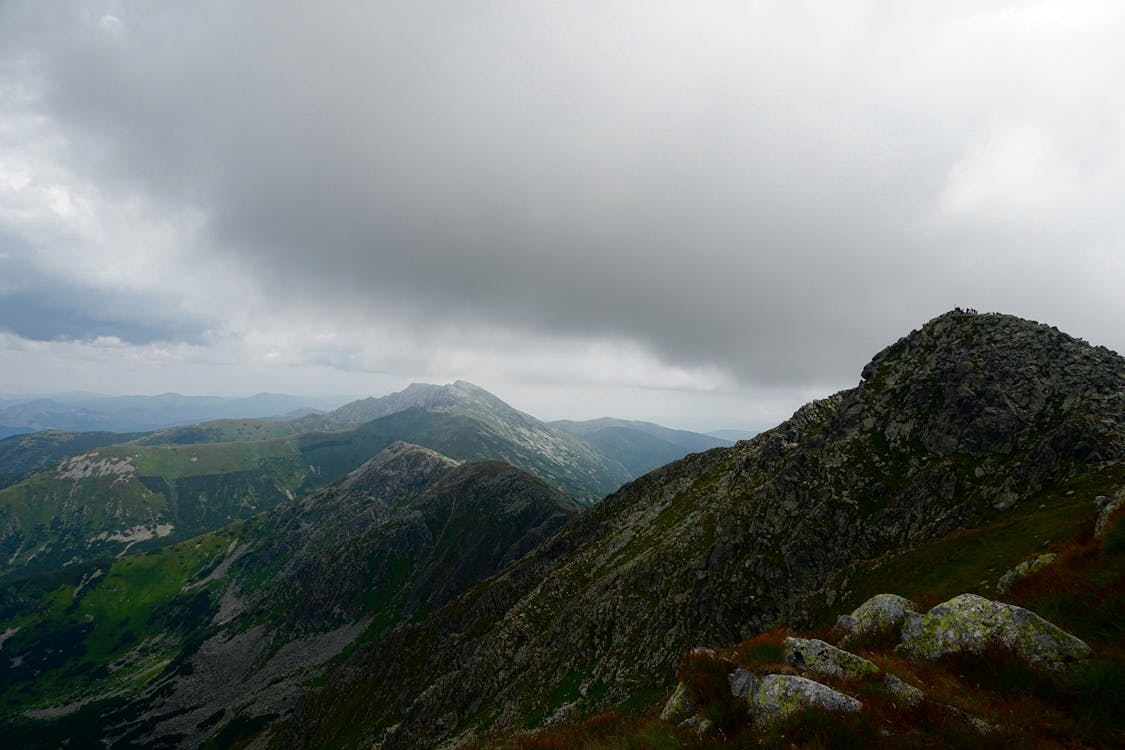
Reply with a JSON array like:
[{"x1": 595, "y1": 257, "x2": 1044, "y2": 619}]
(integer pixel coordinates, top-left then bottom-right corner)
[{"x1": 1, "y1": 1, "x2": 1123, "y2": 432}]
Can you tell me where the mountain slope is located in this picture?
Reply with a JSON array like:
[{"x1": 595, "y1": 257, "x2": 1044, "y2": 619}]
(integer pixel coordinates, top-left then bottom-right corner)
[
  {"x1": 277, "y1": 310, "x2": 1125, "y2": 748},
  {"x1": 0, "y1": 430, "x2": 144, "y2": 490},
  {"x1": 0, "y1": 443, "x2": 580, "y2": 748},
  {"x1": 301, "y1": 381, "x2": 634, "y2": 500},
  {"x1": 550, "y1": 418, "x2": 731, "y2": 478}
]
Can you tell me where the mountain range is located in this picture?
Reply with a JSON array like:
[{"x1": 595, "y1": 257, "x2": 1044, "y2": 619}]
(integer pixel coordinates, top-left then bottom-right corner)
[
  {"x1": 1, "y1": 310, "x2": 1122, "y2": 748},
  {"x1": 0, "y1": 393, "x2": 357, "y2": 439},
  {"x1": 0, "y1": 381, "x2": 726, "y2": 582}
]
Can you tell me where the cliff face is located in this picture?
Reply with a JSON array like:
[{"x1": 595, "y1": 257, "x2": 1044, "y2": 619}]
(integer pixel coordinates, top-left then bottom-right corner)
[{"x1": 279, "y1": 311, "x2": 1125, "y2": 748}]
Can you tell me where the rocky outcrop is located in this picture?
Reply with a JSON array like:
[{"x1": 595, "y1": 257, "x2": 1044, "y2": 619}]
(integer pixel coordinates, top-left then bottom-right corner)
[
  {"x1": 996, "y1": 553, "x2": 1057, "y2": 593},
  {"x1": 897, "y1": 593, "x2": 1091, "y2": 670},
  {"x1": 748, "y1": 674, "x2": 862, "y2": 727},
  {"x1": 783, "y1": 637, "x2": 879, "y2": 679}
]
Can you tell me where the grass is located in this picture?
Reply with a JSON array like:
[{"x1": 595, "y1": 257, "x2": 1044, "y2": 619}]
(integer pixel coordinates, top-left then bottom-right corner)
[
  {"x1": 0, "y1": 532, "x2": 231, "y2": 714},
  {"x1": 515, "y1": 480, "x2": 1125, "y2": 749}
]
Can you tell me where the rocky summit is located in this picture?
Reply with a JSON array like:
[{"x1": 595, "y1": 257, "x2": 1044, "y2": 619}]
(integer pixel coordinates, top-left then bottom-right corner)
[{"x1": 273, "y1": 310, "x2": 1124, "y2": 748}]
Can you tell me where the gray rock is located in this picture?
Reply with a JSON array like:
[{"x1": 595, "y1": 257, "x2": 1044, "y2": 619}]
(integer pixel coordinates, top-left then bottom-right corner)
[
  {"x1": 1095, "y1": 486, "x2": 1125, "y2": 538},
  {"x1": 944, "y1": 704, "x2": 993, "y2": 735},
  {"x1": 996, "y1": 553, "x2": 1057, "y2": 593},
  {"x1": 679, "y1": 714, "x2": 713, "y2": 734},
  {"x1": 897, "y1": 593, "x2": 1091, "y2": 670},
  {"x1": 883, "y1": 673, "x2": 924, "y2": 708},
  {"x1": 659, "y1": 682, "x2": 696, "y2": 724},
  {"x1": 728, "y1": 667, "x2": 759, "y2": 699},
  {"x1": 842, "y1": 594, "x2": 917, "y2": 642},
  {"x1": 748, "y1": 674, "x2": 862, "y2": 727},
  {"x1": 783, "y1": 637, "x2": 879, "y2": 679},
  {"x1": 834, "y1": 613, "x2": 859, "y2": 634}
]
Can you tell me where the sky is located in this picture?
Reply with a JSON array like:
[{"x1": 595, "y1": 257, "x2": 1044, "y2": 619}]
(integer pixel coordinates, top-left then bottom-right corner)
[{"x1": 1, "y1": 1, "x2": 1123, "y2": 432}]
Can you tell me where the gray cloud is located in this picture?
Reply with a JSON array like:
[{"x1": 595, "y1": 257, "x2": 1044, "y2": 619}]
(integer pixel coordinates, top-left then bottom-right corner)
[
  {"x1": 0, "y1": 232, "x2": 208, "y2": 344},
  {"x1": 3, "y1": 1, "x2": 1124, "y2": 391}
]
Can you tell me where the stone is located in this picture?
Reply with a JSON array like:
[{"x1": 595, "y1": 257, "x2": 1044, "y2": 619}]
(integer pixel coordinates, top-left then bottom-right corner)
[
  {"x1": 680, "y1": 714, "x2": 713, "y2": 734},
  {"x1": 883, "y1": 673, "x2": 924, "y2": 708},
  {"x1": 842, "y1": 594, "x2": 917, "y2": 641},
  {"x1": 659, "y1": 682, "x2": 696, "y2": 724},
  {"x1": 944, "y1": 704, "x2": 993, "y2": 735},
  {"x1": 783, "y1": 637, "x2": 879, "y2": 680},
  {"x1": 897, "y1": 593, "x2": 1091, "y2": 670},
  {"x1": 749, "y1": 674, "x2": 862, "y2": 727},
  {"x1": 1095, "y1": 486, "x2": 1125, "y2": 538},
  {"x1": 728, "y1": 667, "x2": 759, "y2": 699},
  {"x1": 996, "y1": 553, "x2": 1056, "y2": 593}
]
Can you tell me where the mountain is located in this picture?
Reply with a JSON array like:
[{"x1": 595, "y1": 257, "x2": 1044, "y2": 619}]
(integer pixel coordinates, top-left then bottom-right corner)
[
  {"x1": 550, "y1": 417, "x2": 731, "y2": 478},
  {"x1": 4, "y1": 310, "x2": 1122, "y2": 748},
  {"x1": 0, "y1": 443, "x2": 579, "y2": 748},
  {"x1": 0, "y1": 382, "x2": 630, "y2": 582},
  {"x1": 271, "y1": 310, "x2": 1124, "y2": 748},
  {"x1": 143, "y1": 381, "x2": 635, "y2": 502},
  {"x1": 0, "y1": 393, "x2": 352, "y2": 435}
]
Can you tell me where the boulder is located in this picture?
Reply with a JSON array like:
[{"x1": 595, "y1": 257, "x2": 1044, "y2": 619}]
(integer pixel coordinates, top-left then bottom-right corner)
[
  {"x1": 1095, "y1": 486, "x2": 1124, "y2": 538},
  {"x1": 783, "y1": 637, "x2": 879, "y2": 680},
  {"x1": 841, "y1": 594, "x2": 917, "y2": 641},
  {"x1": 996, "y1": 553, "x2": 1056, "y2": 593},
  {"x1": 883, "y1": 673, "x2": 925, "y2": 708},
  {"x1": 748, "y1": 674, "x2": 862, "y2": 727},
  {"x1": 728, "y1": 667, "x2": 759, "y2": 699},
  {"x1": 680, "y1": 714, "x2": 713, "y2": 734},
  {"x1": 659, "y1": 682, "x2": 696, "y2": 724},
  {"x1": 897, "y1": 593, "x2": 1090, "y2": 670}
]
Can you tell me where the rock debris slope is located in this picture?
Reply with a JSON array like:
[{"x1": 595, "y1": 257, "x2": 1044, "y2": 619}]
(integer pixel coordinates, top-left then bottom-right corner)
[{"x1": 279, "y1": 310, "x2": 1124, "y2": 748}]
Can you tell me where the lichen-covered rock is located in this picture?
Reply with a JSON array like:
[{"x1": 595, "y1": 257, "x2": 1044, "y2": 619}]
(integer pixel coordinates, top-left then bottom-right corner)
[
  {"x1": 1095, "y1": 486, "x2": 1125, "y2": 538},
  {"x1": 748, "y1": 674, "x2": 862, "y2": 727},
  {"x1": 659, "y1": 682, "x2": 696, "y2": 723},
  {"x1": 883, "y1": 673, "x2": 925, "y2": 708},
  {"x1": 897, "y1": 593, "x2": 1091, "y2": 670},
  {"x1": 843, "y1": 594, "x2": 917, "y2": 640},
  {"x1": 783, "y1": 637, "x2": 879, "y2": 679},
  {"x1": 728, "y1": 667, "x2": 759, "y2": 699},
  {"x1": 996, "y1": 553, "x2": 1057, "y2": 593}
]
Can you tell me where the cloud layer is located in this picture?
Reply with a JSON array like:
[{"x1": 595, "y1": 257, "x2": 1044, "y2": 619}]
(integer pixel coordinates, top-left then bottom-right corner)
[{"x1": 1, "y1": 1, "x2": 1123, "y2": 427}]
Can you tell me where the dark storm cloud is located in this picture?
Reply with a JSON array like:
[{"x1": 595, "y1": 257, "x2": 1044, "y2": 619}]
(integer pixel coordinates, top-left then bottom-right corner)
[{"x1": 5, "y1": 2, "x2": 1124, "y2": 386}]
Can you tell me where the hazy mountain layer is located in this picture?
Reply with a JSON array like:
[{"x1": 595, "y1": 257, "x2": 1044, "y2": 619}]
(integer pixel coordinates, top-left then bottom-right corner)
[
  {"x1": 550, "y1": 417, "x2": 731, "y2": 478},
  {"x1": 0, "y1": 393, "x2": 349, "y2": 436}
]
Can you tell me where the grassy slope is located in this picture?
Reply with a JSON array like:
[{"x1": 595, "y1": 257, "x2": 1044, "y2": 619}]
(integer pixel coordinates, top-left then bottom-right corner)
[
  {"x1": 478, "y1": 465, "x2": 1125, "y2": 749},
  {"x1": 0, "y1": 530, "x2": 237, "y2": 719}
]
